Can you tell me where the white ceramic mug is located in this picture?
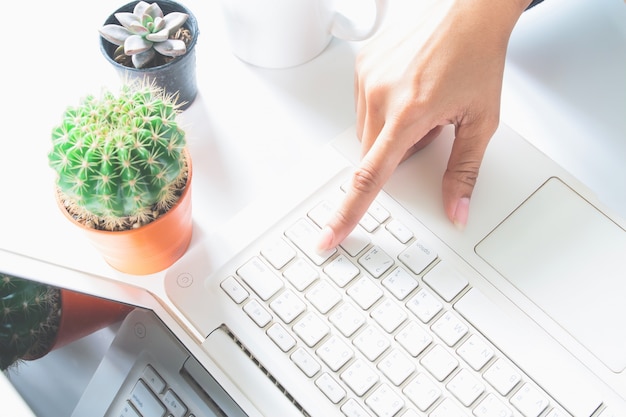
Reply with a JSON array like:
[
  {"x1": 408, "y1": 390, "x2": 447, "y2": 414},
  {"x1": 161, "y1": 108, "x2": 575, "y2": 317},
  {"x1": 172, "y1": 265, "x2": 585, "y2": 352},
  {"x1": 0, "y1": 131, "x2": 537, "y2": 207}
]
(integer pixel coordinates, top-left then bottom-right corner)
[{"x1": 219, "y1": 0, "x2": 388, "y2": 68}]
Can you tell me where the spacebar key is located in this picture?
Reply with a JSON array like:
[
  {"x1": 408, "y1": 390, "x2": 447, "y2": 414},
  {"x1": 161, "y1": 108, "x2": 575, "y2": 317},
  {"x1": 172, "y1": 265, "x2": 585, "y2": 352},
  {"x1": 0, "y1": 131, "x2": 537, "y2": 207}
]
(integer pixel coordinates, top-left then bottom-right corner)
[{"x1": 454, "y1": 288, "x2": 603, "y2": 417}]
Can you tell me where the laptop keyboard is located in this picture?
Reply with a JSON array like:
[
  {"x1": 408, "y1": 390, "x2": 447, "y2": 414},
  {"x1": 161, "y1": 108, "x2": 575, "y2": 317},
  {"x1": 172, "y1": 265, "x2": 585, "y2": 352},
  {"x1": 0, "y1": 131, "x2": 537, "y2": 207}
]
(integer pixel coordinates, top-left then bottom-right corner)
[
  {"x1": 219, "y1": 182, "x2": 571, "y2": 417},
  {"x1": 122, "y1": 365, "x2": 195, "y2": 417}
]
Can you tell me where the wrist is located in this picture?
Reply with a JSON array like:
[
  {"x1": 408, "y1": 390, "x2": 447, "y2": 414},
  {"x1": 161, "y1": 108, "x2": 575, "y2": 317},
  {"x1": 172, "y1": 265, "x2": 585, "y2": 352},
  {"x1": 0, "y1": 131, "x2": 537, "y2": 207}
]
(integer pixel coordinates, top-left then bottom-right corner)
[{"x1": 450, "y1": 0, "x2": 529, "y2": 47}]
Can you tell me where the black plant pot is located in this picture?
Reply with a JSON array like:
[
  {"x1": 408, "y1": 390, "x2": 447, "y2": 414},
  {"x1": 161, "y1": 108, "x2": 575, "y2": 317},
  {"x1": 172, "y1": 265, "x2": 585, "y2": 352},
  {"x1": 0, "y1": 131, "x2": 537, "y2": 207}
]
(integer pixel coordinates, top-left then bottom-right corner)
[{"x1": 100, "y1": 0, "x2": 199, "y2": 110}]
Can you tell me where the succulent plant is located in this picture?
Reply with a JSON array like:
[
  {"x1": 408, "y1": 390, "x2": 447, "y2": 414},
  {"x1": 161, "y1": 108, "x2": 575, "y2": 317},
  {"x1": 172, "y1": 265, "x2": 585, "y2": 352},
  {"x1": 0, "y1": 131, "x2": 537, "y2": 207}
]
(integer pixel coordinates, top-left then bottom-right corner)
[
  {"x1": 48, "y1": 82, "x2": 188, "y2": 231},
  {"x1": 1, "y1": 274, "x2": 61, "y2": 371},
  {"x1": 99, "y1": 1, "x2": 189, "y2": 69}
]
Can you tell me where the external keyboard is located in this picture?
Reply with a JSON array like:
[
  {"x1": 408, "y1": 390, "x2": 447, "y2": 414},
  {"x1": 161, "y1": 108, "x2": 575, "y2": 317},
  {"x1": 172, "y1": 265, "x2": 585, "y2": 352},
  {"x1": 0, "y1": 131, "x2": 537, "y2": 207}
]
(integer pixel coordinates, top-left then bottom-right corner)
[{"x1": 219, "y1": 180, "x2": 575, "y2": 417}]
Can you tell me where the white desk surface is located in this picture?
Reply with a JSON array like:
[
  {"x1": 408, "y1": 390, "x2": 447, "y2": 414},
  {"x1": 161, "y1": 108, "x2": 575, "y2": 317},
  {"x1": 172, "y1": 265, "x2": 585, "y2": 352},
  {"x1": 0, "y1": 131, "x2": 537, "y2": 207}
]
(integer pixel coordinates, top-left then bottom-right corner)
[{"x1": 2, "y1": 0, "x2": 625, "y2": 414}]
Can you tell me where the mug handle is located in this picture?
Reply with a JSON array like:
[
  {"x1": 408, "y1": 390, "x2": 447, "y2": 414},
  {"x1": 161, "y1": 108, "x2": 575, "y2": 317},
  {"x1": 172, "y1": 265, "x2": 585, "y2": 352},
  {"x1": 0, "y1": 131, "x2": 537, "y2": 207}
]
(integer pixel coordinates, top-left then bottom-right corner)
[{"x1": 330, "y1": 0, "x2": 388, "y2": 41}]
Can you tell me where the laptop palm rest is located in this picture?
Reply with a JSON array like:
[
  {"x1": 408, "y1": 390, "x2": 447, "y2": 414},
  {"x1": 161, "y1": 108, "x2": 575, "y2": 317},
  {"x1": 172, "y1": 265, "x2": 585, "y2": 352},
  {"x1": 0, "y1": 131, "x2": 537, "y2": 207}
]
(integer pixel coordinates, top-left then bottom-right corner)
[{"x1": 476, "y1": 177, "x2": 626, "y2": 373}]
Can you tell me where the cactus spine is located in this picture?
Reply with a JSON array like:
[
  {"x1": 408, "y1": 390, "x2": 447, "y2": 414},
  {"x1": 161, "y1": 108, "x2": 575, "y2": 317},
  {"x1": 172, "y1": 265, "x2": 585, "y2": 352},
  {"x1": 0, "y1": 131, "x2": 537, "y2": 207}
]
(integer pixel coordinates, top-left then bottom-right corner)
[
  {"x1": 1, "y1": 274, "x2": 61, "y2": 371},
  {"x1": 48, "y1": 83, "x2": 188, "y2": 231}
]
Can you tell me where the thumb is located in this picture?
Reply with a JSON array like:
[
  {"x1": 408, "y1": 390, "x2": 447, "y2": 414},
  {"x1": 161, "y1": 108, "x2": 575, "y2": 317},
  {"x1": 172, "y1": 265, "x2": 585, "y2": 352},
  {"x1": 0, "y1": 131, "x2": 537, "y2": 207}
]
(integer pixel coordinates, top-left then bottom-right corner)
[{"x1": 443, "y1": 121, "x2": 496, "y2": 229}]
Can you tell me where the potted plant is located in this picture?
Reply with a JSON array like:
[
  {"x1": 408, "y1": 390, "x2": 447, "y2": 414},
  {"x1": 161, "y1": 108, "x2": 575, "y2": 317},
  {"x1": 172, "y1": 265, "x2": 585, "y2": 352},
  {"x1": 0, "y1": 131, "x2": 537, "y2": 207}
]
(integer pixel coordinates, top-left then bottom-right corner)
[
  {"x1": 1, "y1": 273, "x2": 133, "y2": 372},
  {"x1": 99, "y1": 0, "x2": 199, "y2": 110},
  {"x1": 48, "y1": 82, "x2": 193, "y2": 275}
]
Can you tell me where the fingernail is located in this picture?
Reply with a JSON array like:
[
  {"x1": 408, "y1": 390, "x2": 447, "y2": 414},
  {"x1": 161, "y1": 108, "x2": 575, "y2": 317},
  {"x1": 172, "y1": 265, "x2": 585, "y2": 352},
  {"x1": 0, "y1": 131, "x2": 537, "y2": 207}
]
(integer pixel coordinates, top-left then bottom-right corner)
[
  {"x1": 453, "y1": 197, "x2": 470, "y2": 230},
  {"x1": 317, "y1": 226, "x2": 335, "y2": 251}
]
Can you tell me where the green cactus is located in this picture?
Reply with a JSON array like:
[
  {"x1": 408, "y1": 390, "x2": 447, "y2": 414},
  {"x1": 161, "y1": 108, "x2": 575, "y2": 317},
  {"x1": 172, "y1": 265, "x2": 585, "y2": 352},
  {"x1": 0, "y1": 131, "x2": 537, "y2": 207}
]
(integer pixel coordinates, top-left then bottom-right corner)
[
  {"x1": 1, "y1": 274, "x2": 61, "y2": 371},
  {"x1": 48, "y1": 83, "x2": 188, "y2": 231}
]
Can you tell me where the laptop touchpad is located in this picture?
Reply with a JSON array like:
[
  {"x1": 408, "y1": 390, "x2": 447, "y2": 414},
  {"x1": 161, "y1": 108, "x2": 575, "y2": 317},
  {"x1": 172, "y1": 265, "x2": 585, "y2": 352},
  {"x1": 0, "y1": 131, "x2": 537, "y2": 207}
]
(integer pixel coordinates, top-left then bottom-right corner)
[{"x1": 476, "y1": 177, "x2": 626, "y2": 373}]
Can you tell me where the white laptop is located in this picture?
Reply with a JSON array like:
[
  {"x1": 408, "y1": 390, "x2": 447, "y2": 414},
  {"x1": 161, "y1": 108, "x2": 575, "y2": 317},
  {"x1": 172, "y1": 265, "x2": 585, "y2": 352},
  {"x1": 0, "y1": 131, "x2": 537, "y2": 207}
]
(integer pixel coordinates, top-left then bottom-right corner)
[
  {"x1": 71, "y1": 307, "x2": 247, "y2": 417},
  {"x1": 1, "y1": 372, "x2": 37, "y2": 417},
  {"x1": 71, "y1": 123, "x2": 625, "y2": 417}
]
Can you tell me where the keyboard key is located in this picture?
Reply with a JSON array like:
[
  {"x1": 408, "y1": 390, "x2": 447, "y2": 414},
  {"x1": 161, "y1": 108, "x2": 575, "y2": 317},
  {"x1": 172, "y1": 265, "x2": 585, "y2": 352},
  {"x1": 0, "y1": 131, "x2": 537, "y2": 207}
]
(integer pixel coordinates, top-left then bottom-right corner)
[
  {"x1": 398, "y1": 240, "x2": 437, "y2": 275},
  {"x1": 285, "y1": 218, "x2": 336, "y2": 265},
  {"x1": 430, "y1": 397, "x2": 468, "y2": 417},
  {"x1": 261, "y1": 237, "x2": 296, "y2": 269},
  {"x1": 597, "y1": 408, "x2": 619, "y2": 417},
  {"x1": 381, "y1": 267, "x2": 418, "y2": 301},
  {"x1": 316, "y1": 335, "x2": 354, "y2": 371},
  {"x1": 545, "y1": 408, "x2": 572, "y2": 417},
  {"x1": 341, "y1": 359, "x2": 379, "y2": 396},
  {"x1": 385, "y1": 219, "x2": 413, "y2": 244},
  {"x1": 423, "y1": 261, "x2": 468, "y2": 302},
  {"x1": 446, "y1": 368, "x2": 484, "y2": 406},
  {"x1": 324, "y1": 254, "x2": 360, "y2": 287},
  {"x1": 370, "y1": 298, "x2": 407, "y2": 333},
  {"x1": 315, "y1": 373, "x2": 346, "y2": 404},
  {"x1": 365, "y1": 383, "x2": 404, "y2": 417},
  {"x1": 291, "y1": 347, "x2": 321, "y2": 377},
  {"x1": 293, "y1": 312, "x2": 329, "y2": 347},
  {"x1": 306, "y1": 280, "x2": 342, "y2": 314},
  {"x1": 377, "y1": 348, "x2": 415, "y2": 386},
  {"x1": 431, "y1": 310, "x2": 468, "y2": 346},
  {"x1": 457, "y1": 334, "x2": 494, "y2": 371},
  {"x1": 220, "y1": 276, "x2": 249, "y2": 304},
  {"x1": 237, "y1": 257, "x2": 283, "y2": 300},
  {"x1": 483, "y1": 358, "x2": 521, "y2": 396},
  {"x1": 270, "y1": 289, "x2": 306, "y2": 324},
  {"x1": 283, "y1": 257, "x2": 318, "y2": 291},
  {"x1": 341, "y1": 225, "x2": 372, "y2": 257},
  {"x1": 354, "y1": 325, "x2": 390, "y2": 361},
  {"x1": 403, "y1": 373, "x2": 441, "y2": 411},
  {"x1": 341, "y1": 398, "x2": 372, "y2": 417},
  {"x1": 243, "y1": 299, "x2": 272, "y2": 327},
  {"x1": 510, "y1": 383, "x2": 550, "y2": 417},
  {"x1": 368, "y1": 200, "x2": 390, "y2": 223},
  {"x1": 473, "y1": 393, "x2": 513, "y2": 417},
  {"x1": 359, "y1": 212, "x2": 380, "y2": 233},
  {"x1": 309, "y1": 200, "x2": 372, "y2": 256},
  {"x1": 406, "y1": 288, "x2": 442, "y2": 323},
  {"x1": 308, "y1": 200, "x2": 335, "y2": 227},
  {"x1": 347, "y1": 277, "x2": 383, "y2": 310},
  {"x1": 142, "y1": 365, "x2": 166, "y2": 395},
  {"x1": 119, "y1": 402, "x2": 141, "y2": 417},
  {"x1": 163, "y1": 389, "x2": 187, "y2": 417},
  {"x1": 130, "y1": 380, "x2": 166, "y2": 417},
  {"x1": 329, "y1": 302, "x2": 366, "y2": 337},
  {"x1": 267, "y1": 323, "x2": 296, "y2": 352},
  {"x1": 395, "y1": 321, "x2": 432, "y2": 357},
  {"x1": 420, "y1": 344, "x2": 458, "y2": 381},
  {"x1": 358, "y1": 246, "x2": 394, "y2": 278}
]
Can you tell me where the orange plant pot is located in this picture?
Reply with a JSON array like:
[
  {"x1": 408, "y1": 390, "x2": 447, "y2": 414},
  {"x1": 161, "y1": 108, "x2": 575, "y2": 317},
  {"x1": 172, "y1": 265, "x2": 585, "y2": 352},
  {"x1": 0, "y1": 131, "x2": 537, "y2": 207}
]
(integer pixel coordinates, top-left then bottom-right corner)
[
  {"x1": 25, "y1": 289, "x2": 133, "y2": 360},
  {"x1": 56, "y1": 156, "x2": 193, "y2": 275},
  {"x1": 51, "y1": 289, "x2": 134, "y2": 351}
]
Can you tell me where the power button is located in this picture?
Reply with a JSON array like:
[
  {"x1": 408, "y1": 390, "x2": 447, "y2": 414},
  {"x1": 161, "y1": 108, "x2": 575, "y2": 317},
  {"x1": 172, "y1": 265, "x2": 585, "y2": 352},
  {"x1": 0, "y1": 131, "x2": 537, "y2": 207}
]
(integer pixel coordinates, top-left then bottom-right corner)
[{"x1": 177, "y1": 272, "x2": 193, "y2": 288}]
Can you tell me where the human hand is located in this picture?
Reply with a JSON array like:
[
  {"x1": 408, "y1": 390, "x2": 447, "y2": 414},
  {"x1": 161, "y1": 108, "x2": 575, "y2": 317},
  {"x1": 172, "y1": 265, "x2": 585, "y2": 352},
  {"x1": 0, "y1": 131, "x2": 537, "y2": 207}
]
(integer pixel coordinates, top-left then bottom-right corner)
[{"x1": 318, "y1": 0, "x2": 531, "y2": 250}]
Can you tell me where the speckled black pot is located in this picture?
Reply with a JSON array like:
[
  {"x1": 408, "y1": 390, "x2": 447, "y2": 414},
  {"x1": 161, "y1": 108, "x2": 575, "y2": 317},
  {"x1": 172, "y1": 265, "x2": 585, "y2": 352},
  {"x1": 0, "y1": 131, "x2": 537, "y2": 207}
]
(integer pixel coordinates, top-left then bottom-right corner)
[{"x1": 100, "y1": 0, "x2": 199, "y2": 110}]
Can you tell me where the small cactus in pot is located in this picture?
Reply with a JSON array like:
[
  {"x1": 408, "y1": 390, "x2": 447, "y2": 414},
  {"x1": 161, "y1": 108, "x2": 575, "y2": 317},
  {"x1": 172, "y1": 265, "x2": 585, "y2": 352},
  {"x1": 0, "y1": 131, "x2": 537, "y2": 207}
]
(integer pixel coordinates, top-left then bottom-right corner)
[
  {"x1": 48, "y1": 82, "x2": 188, "y2": 231},
  {"x1": 48, "y1": 82, "x2": 193, "y2": 275},
  {"x1": 1, "y1": 273, "x2": 133, "y2": 371}
]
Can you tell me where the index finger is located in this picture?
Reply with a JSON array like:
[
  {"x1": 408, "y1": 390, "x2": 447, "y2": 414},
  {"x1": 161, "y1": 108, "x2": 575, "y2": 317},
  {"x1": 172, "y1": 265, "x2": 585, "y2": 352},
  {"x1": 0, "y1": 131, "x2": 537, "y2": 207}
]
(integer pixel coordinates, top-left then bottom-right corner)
[{"x1": 317, "y1": 127, "x2": 409, "y2": 250}]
